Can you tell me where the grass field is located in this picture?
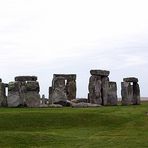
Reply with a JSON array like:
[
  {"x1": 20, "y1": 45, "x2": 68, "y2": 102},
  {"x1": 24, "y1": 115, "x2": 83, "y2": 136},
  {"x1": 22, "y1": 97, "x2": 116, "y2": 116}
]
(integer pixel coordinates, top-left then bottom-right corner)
[{"x1": 0, "y1": 103, "x2": 148, "y2": 148}]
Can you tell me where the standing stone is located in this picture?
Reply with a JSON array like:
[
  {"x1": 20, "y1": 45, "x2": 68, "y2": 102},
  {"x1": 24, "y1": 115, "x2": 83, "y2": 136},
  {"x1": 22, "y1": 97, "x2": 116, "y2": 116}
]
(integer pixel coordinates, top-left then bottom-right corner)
[
  {"x1": 51, "y1": 77, "x2": 67, "y2": 103},
  {"x1": 7, "y1": 81, "x2": 24, "y2": 107},
  {"x1": 25, "y1": 81, "x2": 40, "y2": 107},
  {"x1": 89, "y1": 75, "x2": 102, "y2": 104},
  {"x1": 66, "y1": 79, "x2": 76, "y2": 101},
  {"x1": 0, "y1": 82, "x2": 7, "y2": 107},
  {"x1": 121, "y1": 77, "x2": 140, "y2": 105},
  {"x1": 94, "y1": 79, "x2": 102, "y2": 104},
  {"x1": 107, "y1": 82, "x2": 117, "y2": 105},
  {"x1": 101, "y1": 77, "x2": 109, "y2": 105},
  {"x1": 121, "y1": 82, "x2": 130, "y2": 105},
  {"x1": 133, "y1": 82, "x2": 140, "y2": 105}
]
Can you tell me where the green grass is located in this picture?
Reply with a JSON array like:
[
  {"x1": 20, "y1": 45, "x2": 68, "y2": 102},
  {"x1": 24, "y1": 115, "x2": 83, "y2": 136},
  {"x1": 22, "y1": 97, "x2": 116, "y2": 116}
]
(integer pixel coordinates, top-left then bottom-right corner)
[{"x1": 0, "y1": 103, "x2": 148, "y2": 148}]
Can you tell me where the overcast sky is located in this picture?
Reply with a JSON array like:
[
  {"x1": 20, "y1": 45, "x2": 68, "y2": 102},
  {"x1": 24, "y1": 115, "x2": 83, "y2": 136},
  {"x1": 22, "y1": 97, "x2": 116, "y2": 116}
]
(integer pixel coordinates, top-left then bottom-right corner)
[{"x1": 0, "y1": 0, "x2": 148, "y2": 98}]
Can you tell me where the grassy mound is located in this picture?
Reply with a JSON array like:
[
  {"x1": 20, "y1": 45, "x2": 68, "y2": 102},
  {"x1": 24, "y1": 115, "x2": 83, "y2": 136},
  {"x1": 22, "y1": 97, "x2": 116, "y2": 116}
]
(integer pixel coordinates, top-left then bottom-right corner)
[{"x1": 0, "y1": 103, "x2": 148, "y2": 147}]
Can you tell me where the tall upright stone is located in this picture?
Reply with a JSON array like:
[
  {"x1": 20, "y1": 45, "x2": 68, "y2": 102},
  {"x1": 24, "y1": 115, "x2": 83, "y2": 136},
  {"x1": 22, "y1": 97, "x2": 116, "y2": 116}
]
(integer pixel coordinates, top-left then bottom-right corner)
[
  {"x1": 25, "y1": 81, "x2": 40, "y2": 107},
  {"x1": 7, "y1": 76, "x2": 40, "y2": 107},
  {"x1": 0, "y1": 79, "x2": 7, "y2": 107},
  {"x1": 121, "y1": 77, "x2": 140, "y2": 105},
  {"x1": 66, "y1": 78, "x2": 76, "y2": 101},
  {"x1": 101, "y1": 77, "x2": 109, "y2": 105},
  {"x1": 88, "y1": 69, "x2": 117, "y2": 106},
  {"x1": 49, "y1": 74, "x2": 77, "y2": 105},
  {"x1": 51, "y1": 76, "x2": 67, "y2": 103},
  {"x1": 133, "y1": 82, "x2": 140, "y2": 105},
  {"x1": 7, "y1": 81, "x2": 24, "y2": 107},
  {"x1": 107, "y1": 82, "x2": 117, "y2": 105}
]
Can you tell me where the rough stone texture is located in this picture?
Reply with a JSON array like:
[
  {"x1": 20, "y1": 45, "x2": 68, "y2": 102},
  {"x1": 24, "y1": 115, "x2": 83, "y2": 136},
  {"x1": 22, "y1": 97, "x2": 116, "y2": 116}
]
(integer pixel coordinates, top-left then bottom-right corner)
[
  {"x1": 48, "y1": 104, "x2": 63, "y2": 108},
  {"x1": 24, "y1": 81, "x2": 40, "y2": 107},
  {"x1": 88, "y1": 69, "x2": 117, "y2": 106},
  {"x1": 121, "y1": 82, "x2": 133, "y2": 105},
  {"x1": 72, "y1": 102, "x2": 101, "y2": 108},
  {"x1": 49, "y1": 74, "x2": 77, "y2": 103},
  {"x1": 90, "y1": 70, "x2": 110, "y2": 76},
  {"x1": 51, "y1": 77, "x2": 67, "y2": 103},
  {"x1": 49, "y1": 87, "x2": 52, "y2": 98},
  {"x1": 101, "y1": 77, "x2": 109, "y2": 105},
  {"x1": 0, "y1": 82, "x2": 7, "y2": 107},
  {"x1": 107, "y1": 82, "x2": 117, "y2": 105},
  {"x1": 25, "y1": 91, "x2": 40, "y2": 107},
  {"x1": 133, "y1": 82, "x2": 140, "y2": 105},
  {"x1": 7, "y1": 82, "x2": 24, "y2": 107},
  {"x1": 26, "y1": 81, "x2": 39, "y2": 92},
  {"x1": 71, "y1": 98, "x2": 88, "y2": 103},
  {"x1": 53, "y1": 74, "x2": 76, "y2": 80},
  {"x1": 121, "y1": 82, "x2": 129, "y2": 105},
  {"x1": 121, "y1": 77, "x2": 140, "y2": 106},
  {"x1": 66, "y1": 79, "x2": 76, "y2": 101},
  {"x1": 89, "y1": 75, "x2": 102, "y2": 104},
  {"x1": 123, "y1": 77, "x2": 138, "y2": 83},
  {"x1": 7, "y1": 76, "x2": 40, "y2": 108},
  {"x1": 15, "y1": 76, "x2": 37, "y2": 82}
]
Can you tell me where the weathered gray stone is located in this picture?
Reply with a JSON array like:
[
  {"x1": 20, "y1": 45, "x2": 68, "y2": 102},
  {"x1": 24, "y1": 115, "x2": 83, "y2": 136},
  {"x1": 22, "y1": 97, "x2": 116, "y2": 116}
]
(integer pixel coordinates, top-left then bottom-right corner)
[
  {"x1": 26, "y1": 81, "x2": 40, "y2": 92},
  {"x1": 71, "y1": 98, "x2": 88, "y2": 103},
  {"x1": 25, "y1": 91, "x2": 40, "y2": 107},
  {"x1": 121, "y1": 82, "x2": 133, "y2": 105},
  {"x1": 48, "y1": 104, "x2": 63, "y2": 108},
  {"x1": 90, "y1": 70, "x2": 110, "y2": 76},
  {"x1": 51, "y1": 77, "x2": 67, "y2": 103},
  {"x1": 49, "y1": 87, "x2": 52, "y2": 98},
  {"x1": 88, "y1": 75, "x2": 102, "y2": 104},
  {"x1": 72, "y1": 102, "x2": 101, "y2": 108},
  {"x1": 101, "y1": 77, "x2": 109, "y2": 105},
  {"x1": 123, "y1": 77, "x2": 138, "y2": 83},
  {"x1": 8, "y1": 75, "x2": 40, "y2": 108},
  {"x1": 7, "y1": 82, "x2": 24, "y2": 107},
  {"x1": 15, "y1": 76, "x2": 37, "y2": 82},
  {"x1": 0, "y1": 82, "x2": 7, "y2": 107},
  {"x1": 132, "y1": 82, "x2": 140, "y2": 105},
  {"x1": 66, "y1": 79, "x2": 76, "y2": 101},
  {"x1": 53, "y1": 74, "x2": 76, "y2": 80},
  {"x1": 107, "y1": 82, "x2": 117, "y2": 105}
]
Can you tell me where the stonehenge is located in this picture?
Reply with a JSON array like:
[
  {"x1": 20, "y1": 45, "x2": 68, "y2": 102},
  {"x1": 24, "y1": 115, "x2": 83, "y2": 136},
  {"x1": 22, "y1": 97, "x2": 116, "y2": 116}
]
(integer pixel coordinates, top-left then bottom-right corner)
[
  {"x1": 7, "y1": 76, "x2": 40, "y2": 107},
  {"x1": 88, "y1": 70, "x2": 117, "y2": 106},
  {"x1": 0, "y1": 71, "x2": 141, "y2": 108},
  {"x1": 49, "y1": 74, "x2": 76, "y2": 105},
  {"x1": 121, "y1": 77, "x2": 140, "y2": 105}
]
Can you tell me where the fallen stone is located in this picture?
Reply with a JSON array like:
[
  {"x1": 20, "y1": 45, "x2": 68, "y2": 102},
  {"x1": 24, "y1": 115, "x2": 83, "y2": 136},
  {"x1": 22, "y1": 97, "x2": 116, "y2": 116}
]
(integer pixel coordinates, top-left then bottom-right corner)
[
  {"x1": 71, "y1": 98, "x2": 88, "y2": 103},
  {"x1": 72, "y1": 102, "x2": 101, "y2": 108},
  {"x1": 48, "y1": 104, "x2": 63, "y2": 108}
]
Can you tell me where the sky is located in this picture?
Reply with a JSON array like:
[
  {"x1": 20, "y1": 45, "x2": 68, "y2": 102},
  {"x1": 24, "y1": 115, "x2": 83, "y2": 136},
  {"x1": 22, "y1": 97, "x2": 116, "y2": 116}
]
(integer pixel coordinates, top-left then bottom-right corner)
[{"x1": 0, "y1": 0, "x2": 148, "y2": 98}]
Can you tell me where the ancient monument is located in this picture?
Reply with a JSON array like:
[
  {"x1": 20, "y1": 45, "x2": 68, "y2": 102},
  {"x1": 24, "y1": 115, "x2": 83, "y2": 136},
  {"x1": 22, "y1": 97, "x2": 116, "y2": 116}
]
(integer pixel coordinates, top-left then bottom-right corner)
[
  {"x1": 88, "y1": 70, "x2": 117, "y2": 106},
  {"x1": 0, "y1": 71, "x2": 142, "y2": 108},
  {"x1": 49, "y1": 74, "x2": 76, "y2": 105},
  {"x1": 7, "y1": 76, "x2": 40, "y2": 107},
  {"x1": 121, "y1": 77, "x2": 140, "y2": 105}
]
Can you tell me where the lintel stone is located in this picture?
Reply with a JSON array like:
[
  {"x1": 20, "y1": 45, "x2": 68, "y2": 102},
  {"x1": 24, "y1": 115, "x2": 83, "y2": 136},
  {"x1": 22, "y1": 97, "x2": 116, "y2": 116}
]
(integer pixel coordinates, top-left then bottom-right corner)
[
  {"x1": 90, "y1": 70, "x2": 110, "y2": 76},
  {"x1": 123, "y1": 77, "x2": 138, "y2": 83}
]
